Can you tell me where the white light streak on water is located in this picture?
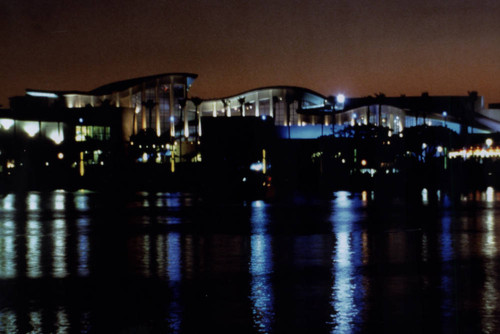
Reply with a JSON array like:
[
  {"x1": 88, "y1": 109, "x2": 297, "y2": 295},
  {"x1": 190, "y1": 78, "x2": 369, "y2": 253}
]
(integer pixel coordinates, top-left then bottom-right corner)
[
  {"x1": 482, "y1": 209, "x2": 497, "y2": 334},
  {"x1": 0, "y1": 220, "x2": 16, "y2": 279},
  {"x1": 0, "y1": 310, "x2": 17, "y2": 333},
  {"x1": 330, "y1": 191, "x2": 364, "y2": 334},
  {"x1": 29, "y1": 311, "x2": 42, "y2": 334},
  {"x1": 250, "y1": 200, "x2": 274, "y2": 334},
  {"x1": 53, "y1": 192, "x2": 65, "y2": 211},
  {"x1": 27, "y1": 192, "x2": 40, "y2": 212},
  {"x1": 27, "y1": 219, "x2": 42, "y2": 278},
  {"x1": 52, "y1": 219, "x2": 67, "y2": 278}
]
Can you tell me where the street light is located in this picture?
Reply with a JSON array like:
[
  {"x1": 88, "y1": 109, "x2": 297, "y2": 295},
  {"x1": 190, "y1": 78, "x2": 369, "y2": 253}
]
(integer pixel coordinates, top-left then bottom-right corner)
[
  {"x1": 486, "y1": 138, "x2": 493, "y2": 148},
  {"x1": 442, "y1": 111, "x2": 448, "y2": 127}
]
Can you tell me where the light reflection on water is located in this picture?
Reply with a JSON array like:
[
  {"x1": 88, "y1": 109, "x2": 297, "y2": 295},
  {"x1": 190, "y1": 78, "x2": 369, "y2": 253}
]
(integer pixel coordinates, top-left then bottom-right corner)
[
  {"x1": 440, "y1": 212, "x2": 455, "y2": 330},
  {"x1": 482, "y1": 208, "x2": 498, "y2": 334},
  {"x1": 27, "y1": 219, "x2": 42, "y2": 278},
  {"x1": 0, "y1": 190, "x2": 500, "y2": 331},
  {"x1": 250, "y1": 200, "x2": 274, "y2": 333},
  {"x1": 330, "y1": 191, "x2": 365, "y2": 334}
]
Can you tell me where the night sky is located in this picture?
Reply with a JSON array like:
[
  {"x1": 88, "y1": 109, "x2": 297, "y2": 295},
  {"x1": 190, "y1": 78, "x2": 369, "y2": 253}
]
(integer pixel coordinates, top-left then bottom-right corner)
[{"x1": 1, "y1": 0, "x2": 500, "y2": 107}]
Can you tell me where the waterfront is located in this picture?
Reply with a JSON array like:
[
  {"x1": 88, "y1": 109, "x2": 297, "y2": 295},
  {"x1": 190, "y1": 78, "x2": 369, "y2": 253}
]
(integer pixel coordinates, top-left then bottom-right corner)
[{"x1": 0, "y1": 189, "x2": 499, "y2": 333}]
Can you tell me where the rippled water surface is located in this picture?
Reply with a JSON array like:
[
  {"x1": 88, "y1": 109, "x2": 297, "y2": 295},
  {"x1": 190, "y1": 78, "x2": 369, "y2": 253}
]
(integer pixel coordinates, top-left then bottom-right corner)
[{"x1": 0, "y1": 189, "x2": 500, "y2": 333}]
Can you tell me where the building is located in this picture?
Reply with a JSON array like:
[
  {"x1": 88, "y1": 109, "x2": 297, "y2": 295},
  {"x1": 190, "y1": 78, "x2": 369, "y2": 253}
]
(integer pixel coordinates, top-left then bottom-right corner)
[{"x1": 0, "y1": 73, "x2": 499, "y2": 189}]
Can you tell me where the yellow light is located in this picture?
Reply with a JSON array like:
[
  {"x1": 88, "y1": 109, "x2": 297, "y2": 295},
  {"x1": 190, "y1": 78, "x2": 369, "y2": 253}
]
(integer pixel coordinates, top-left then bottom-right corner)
[
  {"x1": 79, "y1": 152, "x2": 85, "y2": 176},
  {"x1": 361, "y1": 159, "x2": 367, "y2": 166},
  {"x1": 262, "y1": 149, "x2": 266, "y2": 174},
  {"x1": 57, "y1": 153, "x2": 64, "y2": 160}
]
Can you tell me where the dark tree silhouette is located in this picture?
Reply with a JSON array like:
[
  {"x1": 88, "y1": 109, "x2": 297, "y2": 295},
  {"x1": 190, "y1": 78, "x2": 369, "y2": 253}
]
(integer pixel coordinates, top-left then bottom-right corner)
[
  {"x1": 142, "y1": 99, "x2": 157, "y2": 130},
  {"x1": 221, "y1": 99, "x2": 229, "y2": 117},
  {"x1": 238, "y1": 97, "x2": 245, "y2": 117}
]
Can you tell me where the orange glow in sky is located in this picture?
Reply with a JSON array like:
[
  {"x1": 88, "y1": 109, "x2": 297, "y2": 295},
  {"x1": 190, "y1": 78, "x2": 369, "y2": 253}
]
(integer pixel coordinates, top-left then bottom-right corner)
[{"x1": 1, "y1": 0, "x2": 499, "y2": 107}]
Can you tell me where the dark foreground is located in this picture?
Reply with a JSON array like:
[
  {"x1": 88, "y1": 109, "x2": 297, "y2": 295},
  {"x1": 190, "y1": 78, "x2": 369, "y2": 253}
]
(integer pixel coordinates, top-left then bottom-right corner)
[{"x1": 0, "y1": 189, "x2": 499, "y2": 333}]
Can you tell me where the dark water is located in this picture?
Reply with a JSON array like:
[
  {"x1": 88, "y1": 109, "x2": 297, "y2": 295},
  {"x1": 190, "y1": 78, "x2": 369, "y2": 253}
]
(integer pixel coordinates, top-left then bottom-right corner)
[{"x1": 0, "y1": 189, "x2": 499, "y2": 333}]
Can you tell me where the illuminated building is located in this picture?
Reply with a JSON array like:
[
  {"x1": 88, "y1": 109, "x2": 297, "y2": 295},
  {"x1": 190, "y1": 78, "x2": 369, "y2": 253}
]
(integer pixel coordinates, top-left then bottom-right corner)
[{"x1": 1, "y1": 73, "x2": 500, "y2": 188}]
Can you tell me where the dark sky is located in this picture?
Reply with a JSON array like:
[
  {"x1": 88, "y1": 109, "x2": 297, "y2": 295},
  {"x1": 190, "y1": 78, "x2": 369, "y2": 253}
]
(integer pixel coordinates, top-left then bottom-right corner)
[{"x1": 1, "y1": 0, "x2": 500, "y2": 107}]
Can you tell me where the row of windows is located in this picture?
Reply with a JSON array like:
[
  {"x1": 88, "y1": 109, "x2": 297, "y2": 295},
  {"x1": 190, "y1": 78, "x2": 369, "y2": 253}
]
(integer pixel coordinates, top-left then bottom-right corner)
[{"x1": 75, "y1": 126, "x2": 110, "y2": 142}]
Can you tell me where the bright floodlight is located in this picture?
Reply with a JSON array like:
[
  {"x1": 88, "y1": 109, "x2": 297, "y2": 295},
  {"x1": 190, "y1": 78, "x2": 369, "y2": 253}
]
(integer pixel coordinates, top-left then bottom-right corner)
[
  {"x1": 336, "y1": 94, "x2": 345, "y2": 104},
  {"x1": 26, "y1": 91, "x2": 58, "y2": 98}
]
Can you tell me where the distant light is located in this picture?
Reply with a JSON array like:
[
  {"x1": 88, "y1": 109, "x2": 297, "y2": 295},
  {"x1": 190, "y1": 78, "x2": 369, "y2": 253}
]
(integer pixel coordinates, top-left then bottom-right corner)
[
  {"x1": 437, "y1": 146, "x2": 443, "y2": 153},
  {"x1": 26, "y1": 91, "x2": 58, "y2": 98},
  {"x1": 352, "y1": 113, "x2": 357, "y2": 119},
  {"x1": 422, "y1": 143, "x2": 427, "y2": 149},
  {"x1": 486, "y1": 138, "x2": 493, "y2": 147},
  {"x1": 336, "y1": 94, "x2": 345, "y2": 104},
  {"x1": 261, "y1": 115, "x2": 267, "y2": 121},
  {"x1": 170, "y1": 116, "x2": 175, "y2": 122},
  {"x1": 442, "y1": 111, "x2": 448, "y2": 117},
  {"x1": 79, "y1": 118, "x2": 84, "y2": 124},
  {"x1": 57, "y1": 152, "x2": 64, "y2": 159},
  {"x1": 250, "y1": 162, "x2": 263, "y2": 172},
  {"x1": 361, "y1": 159, "x2": 367, "y2": 166},
  {"x1": 242, "y1": 177, "x2": 247, "y2": 182}
]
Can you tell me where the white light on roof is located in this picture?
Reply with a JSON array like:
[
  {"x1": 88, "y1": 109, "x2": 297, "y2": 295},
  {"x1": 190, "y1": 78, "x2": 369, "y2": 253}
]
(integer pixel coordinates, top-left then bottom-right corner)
[
  {"x1": 0, "y1": 119, "x2": 14, "y2": 130},
  {"x1": 336, "y1": 94, "x2": 345, "y2": 104},
  {"x1": 49, "y1": 131, "x2": 64, "y2": 144},
  {"x1": 23, "y1": 122, "x2": 39, "y2": 137},
  {"x1": 27, "y1": 91, "x2": 58, "y2": 98}
]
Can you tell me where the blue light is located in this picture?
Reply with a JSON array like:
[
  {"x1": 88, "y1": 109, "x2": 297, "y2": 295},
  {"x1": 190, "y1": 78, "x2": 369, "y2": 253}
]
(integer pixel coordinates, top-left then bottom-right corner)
[
  {"x1": 79, "y1": 118, "x2": 83, "y2": 124},
  {"x1": 170, "y1": 116, "x2": 175, "y2": 122},
  {"x1": 26, "y1": 91, "x2": 58, "y2": 98},
  {"x1": 261, "y1": 115, "x2": 267, "y2": 121},
  {"x1": 250, "y1": 162, "x2": 263, "y2": 172}
]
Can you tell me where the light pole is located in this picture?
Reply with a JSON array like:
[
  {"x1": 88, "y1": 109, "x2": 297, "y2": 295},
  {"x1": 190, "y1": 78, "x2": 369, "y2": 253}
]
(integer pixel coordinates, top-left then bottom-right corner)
[{"x1": 442, "y1": 111, "x2": 448, "y2": 128}]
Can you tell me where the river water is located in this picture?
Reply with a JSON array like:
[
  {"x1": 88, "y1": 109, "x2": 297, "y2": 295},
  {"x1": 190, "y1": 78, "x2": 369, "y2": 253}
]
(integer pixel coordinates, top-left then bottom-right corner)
[{"x1": 0, "y1": 189, "x2": 499, "y2": 333}]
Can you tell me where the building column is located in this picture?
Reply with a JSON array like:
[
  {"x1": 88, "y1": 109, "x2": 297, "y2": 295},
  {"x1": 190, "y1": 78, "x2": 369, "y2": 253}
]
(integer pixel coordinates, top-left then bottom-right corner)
[
  {"x1": 155, "y1": 79, "x2": 161, "y2": 136},
  {"x1": 169, "y1": 82, "x2": 175, "y2": 137},
  {"x1": 255, "y1": 92, "x2": 260, "y2": 117},
  {"x1": 141, "y1": 83, "x2": 147, "y2": 129}
]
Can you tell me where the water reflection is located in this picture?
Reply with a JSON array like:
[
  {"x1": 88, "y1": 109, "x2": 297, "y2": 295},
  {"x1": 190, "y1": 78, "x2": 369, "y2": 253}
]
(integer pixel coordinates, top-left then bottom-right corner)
[
  {"x1": 482, "y1": 207, "x2": 498, "y2": 333},
  {"x1": 0, "y1": 219, "x2": 16, "y2": 279},
  {"x1": 26, "y1": 219, "x2": 42, "y2": 278},
  {"x1": 77, "y1": 218, "x2": 90, "y2": 277},
  {"x1": 330, "y1": 191, "x2": 365, "y2": 333},
  {"x1": 0, "y1": 308, "x2": 77, "y2": 334},
  {"x1": 440, "y1": 212, "x2": 455, "y2": 329},
  {"x1": 250, "y1": 200, "x2": 274, "y2": 333},
  {"x1": 27, "y1": 192, "x2": 40, "y2": 212},
  {"x1": 52, "y1": 219, "x2": 67, "y2": 278},
  {"x1": 0, "y1": 310, "x2": 17, "y2": 333},
  {"x1": 29, "y1": 311, "x2": 42, "y2": 334},
  {"x1": 166, "y1": 232, "x2": 182, "y2": 333},
  {"x1": 53, "y1": 191, "x2": 66, "y2": 212}
]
